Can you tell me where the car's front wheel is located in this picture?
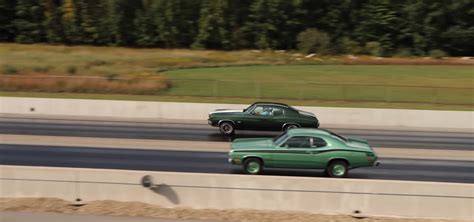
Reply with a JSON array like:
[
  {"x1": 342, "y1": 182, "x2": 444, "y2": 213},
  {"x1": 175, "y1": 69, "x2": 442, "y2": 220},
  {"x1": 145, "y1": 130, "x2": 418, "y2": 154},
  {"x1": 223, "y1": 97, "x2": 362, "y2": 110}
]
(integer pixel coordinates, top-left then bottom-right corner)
[
  {"x1": 219, "y1": 122, "x2": 235, "y2": 135},
  {"x1": 243, "y1": 158, "x2": 263, "y2": 175},
  {"x1": 326, "y1": 160, "x2": 348, "y2": 178}
]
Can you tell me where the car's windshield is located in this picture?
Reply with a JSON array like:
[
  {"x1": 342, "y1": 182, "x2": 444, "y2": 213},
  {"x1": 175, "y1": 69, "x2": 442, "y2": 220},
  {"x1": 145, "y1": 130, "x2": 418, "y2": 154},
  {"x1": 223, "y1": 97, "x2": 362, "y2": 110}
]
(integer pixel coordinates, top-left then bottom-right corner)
[
  {"x1": 272, "y1": 132, "x2": 289, "y2": 145},
  {"x1": 243, "y1": 104, "x2": 254, "y2": 113}
]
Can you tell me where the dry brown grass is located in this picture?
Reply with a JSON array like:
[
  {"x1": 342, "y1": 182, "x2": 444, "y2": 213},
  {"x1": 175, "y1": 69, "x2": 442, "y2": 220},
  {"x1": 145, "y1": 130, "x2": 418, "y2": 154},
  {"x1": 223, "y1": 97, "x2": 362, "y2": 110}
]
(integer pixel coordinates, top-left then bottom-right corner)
[
  {"x1": 0, "y1": 75, "x2": 171, "y2": 95},
  {"x1": 0, "y1": 198, "x2": 464, "y2": 222}
]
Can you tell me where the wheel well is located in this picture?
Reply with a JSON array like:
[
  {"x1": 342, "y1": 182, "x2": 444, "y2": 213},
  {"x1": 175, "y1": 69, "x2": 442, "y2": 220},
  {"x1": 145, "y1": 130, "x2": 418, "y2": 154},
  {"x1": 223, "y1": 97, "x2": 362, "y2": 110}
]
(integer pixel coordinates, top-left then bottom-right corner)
[
  {"x1": 282, "y1": 123, "x2": 300, "y2": 130},
  {"x1": 218, "y1": 120, "x2": 235, "y2": 126},
  {"x1": 243, "y1": 156, "x2": 264, "y2": 166},
  {"x1": 328, "y1": 158, "x2": 349, "y2": 167}
]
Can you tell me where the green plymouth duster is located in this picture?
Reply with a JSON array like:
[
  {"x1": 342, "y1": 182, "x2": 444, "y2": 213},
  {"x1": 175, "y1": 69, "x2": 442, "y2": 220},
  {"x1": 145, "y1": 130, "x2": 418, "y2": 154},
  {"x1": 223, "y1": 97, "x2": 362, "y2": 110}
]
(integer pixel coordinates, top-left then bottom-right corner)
[
  {"x1": 228, "y1": 128, "x2": 379, "y2": 177},
  {"x1": 208, "y1": 102, "x2": 319, "y2": 135}
]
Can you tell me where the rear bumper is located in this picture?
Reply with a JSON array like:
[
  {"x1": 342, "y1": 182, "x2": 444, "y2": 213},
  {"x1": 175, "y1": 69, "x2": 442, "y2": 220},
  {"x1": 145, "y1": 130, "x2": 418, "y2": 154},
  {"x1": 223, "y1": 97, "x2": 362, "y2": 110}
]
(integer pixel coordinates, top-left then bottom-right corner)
[{"x1": 373, "y1": 161, "x2": 380, "y2": 166}]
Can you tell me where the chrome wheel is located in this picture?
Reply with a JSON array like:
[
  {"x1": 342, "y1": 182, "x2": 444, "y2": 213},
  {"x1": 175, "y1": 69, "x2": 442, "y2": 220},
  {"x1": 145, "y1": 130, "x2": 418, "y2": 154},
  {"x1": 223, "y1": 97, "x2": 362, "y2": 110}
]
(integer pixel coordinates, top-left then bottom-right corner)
[
  {"x1": 332, "y1": 164, "x2": 346, "y2": 177},
  {"x1": 219, "y1": 122, "x2": 234, "y2": 135},
  {"x1": 243, "y1": 158, "x2": 263, "y2": 175},
  {"x1": 327, "y1": 160, "x2": 348, "y2": 178}
]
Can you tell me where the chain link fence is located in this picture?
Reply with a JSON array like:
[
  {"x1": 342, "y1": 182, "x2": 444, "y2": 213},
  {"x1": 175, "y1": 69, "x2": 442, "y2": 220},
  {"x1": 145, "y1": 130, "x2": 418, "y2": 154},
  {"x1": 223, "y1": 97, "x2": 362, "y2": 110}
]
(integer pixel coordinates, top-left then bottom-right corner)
[
  {"x1": 167, "y1": 79, "x2": 473, "y2": 105},
  {"x1": 0, "y1": 75, "x2": 472, "y2": 106}
]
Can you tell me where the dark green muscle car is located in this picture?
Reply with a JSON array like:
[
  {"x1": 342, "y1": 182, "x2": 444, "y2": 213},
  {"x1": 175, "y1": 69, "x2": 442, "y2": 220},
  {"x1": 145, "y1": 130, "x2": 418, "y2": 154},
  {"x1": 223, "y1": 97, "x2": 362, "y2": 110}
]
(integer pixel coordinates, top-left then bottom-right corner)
[
  {"x1": 228, "y1": 128, "x2": 379, "y2": 177},
  {"x1": 208, "y1": 102, "x2": 319, "y2": 135}
]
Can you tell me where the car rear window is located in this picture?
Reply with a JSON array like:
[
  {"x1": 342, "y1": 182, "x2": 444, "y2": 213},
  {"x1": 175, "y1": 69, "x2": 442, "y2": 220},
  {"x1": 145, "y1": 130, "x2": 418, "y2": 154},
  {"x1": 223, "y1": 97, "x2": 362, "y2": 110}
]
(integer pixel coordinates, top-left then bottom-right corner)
[{"x1": 320, "y1": 129, "x2": 347, "y2": 142}]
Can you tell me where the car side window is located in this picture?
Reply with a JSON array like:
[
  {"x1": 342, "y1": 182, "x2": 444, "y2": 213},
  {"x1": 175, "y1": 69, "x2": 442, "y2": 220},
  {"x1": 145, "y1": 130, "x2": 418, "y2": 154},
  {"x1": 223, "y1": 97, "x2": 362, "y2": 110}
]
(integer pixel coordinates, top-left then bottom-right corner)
[
  {"x1": 251, "y1": 105, "x2": 272, "y2": 116},
  {"x1": 282, "y1": 136, "x2": 311, "y2": 148},
  {"x1": 311, "y1": 137, "x2": 327, "y2": 148},
  {"x1": 271, "y1": 107, "x2": 284, "y2": 116},
  {"x1": 250, "y1": 106, "x2": 263, "y2": 115}
]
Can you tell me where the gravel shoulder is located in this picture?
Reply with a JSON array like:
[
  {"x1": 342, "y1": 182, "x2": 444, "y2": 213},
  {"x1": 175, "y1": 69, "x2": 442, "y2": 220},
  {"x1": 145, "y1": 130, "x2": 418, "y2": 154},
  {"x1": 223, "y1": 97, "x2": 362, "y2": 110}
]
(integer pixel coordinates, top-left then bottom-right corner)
[{"x1": 0, "y1": 198, "x2": 464, "y2": 222}]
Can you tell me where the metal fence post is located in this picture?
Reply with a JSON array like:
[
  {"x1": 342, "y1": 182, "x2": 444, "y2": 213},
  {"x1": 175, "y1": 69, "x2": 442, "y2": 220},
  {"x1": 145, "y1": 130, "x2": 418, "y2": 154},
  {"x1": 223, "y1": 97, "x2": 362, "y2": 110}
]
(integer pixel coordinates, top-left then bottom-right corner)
[{"x1": 213, "y1": 79, "x2": 218, "y2": 97}]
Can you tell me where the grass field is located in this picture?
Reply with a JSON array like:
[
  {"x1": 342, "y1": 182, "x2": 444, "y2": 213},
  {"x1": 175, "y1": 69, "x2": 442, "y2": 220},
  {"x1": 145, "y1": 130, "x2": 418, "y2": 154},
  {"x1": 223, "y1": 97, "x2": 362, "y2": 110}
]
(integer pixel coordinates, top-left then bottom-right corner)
[
  {"x1": 163, "y1": 65, "x2": 473, "y2": 109},
  {"x1": 0, "y1": 43, "x2": 473, "y2": 110}
]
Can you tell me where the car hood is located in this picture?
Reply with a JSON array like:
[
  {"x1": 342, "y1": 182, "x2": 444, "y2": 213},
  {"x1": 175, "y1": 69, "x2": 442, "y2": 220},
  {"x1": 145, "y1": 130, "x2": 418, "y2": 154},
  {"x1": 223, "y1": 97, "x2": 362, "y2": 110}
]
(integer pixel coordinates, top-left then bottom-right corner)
[
  {"x1": 231, "y1": 138, "x2": 274, "y2": 150},
  {"x1": 345, "y1": 137, "x2": 373, "y2": 151},
  {"x1": 209, "y1": 109, "x2": 244, "y2": 115}
]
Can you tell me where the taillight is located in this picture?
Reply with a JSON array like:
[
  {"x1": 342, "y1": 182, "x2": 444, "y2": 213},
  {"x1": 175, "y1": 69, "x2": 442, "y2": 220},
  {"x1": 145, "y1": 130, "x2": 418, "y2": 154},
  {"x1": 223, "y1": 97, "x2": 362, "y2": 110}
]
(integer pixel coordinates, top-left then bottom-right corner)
[{"x1": 366, "y1": 152, "x2": 375, "y2": 161}]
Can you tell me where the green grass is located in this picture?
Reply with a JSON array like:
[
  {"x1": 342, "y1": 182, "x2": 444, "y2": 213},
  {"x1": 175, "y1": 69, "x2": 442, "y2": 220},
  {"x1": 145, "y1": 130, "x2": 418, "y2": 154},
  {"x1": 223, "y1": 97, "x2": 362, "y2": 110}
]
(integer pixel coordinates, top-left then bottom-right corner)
[
  {"x1": 1, "y1": 43, "x2": 473, "y2": 111},
  {"x1": 162, "y1": 65, "x2": 473, "y2": 108}
]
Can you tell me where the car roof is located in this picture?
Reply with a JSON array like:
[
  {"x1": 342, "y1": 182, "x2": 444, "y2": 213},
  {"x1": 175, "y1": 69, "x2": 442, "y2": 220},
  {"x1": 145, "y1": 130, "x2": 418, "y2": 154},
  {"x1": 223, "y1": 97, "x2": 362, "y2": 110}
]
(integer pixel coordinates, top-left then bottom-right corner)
[
  {"x1": 286, "y1": 128, "x2": 332, "y2": 137},
  {"x1": 250, "y1": 101, "x2": 290, "y2": 108}
]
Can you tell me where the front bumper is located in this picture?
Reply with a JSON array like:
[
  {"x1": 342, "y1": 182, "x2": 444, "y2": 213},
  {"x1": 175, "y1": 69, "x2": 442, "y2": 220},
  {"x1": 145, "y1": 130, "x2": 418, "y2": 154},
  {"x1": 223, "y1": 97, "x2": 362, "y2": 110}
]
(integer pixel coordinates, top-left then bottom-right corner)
[
  {"x1": 208, "y1": 119, "x2": 218, "y2": 127},
  {"x1": 228, "y1": 157, "x2": 241, "y2": 165}
]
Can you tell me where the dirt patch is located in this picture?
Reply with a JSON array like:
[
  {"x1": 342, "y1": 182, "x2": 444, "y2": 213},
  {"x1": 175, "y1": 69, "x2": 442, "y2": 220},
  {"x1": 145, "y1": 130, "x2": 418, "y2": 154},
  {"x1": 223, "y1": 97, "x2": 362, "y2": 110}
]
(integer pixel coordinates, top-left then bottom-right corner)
[{"x1": 0, "y1": 198, "x2": 462, "y2": 222}]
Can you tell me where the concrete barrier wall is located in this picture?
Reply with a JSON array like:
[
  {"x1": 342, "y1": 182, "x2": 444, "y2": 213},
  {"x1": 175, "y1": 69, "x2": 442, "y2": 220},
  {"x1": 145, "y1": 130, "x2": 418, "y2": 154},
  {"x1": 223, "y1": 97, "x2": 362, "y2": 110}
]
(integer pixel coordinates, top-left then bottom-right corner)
[
  {"x1": 1, "y1": 165, "x2": 473, "y2": 220},
  {"x1": 1, "y1": 97, "x2": 473, "y2": 131}
]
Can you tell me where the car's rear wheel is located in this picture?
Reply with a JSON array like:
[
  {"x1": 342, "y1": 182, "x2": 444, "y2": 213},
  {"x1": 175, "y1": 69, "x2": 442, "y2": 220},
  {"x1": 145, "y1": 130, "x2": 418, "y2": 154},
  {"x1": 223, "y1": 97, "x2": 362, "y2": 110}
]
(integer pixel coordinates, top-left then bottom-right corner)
[
  {"x1": 284, "y1": 124, "x2": 298, "y2": 131},
  {"x1": 219, "y1": 122, "x2": 235, "y2": 135},
  {"x1": 326, "y1": 160, "x2": 348, "y2": 178},
  {"x1": 243, "y1": 158, "x2": 263, "y2": 175}
]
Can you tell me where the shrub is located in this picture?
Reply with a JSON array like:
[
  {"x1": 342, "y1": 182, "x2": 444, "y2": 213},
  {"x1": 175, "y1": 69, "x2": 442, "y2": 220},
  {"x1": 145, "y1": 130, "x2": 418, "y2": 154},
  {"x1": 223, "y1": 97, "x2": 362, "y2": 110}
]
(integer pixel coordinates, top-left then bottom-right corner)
[
  {"x1": 296, "y1": 28, "x2": 330, "y2": 54},
  {"x1": 365, "y1": 42, "x2": 382, "y2": 56},
  {"x1": 32, "y1": 66, "x2": 51, "y2": 73},
  {"x1": 394, "y1": 48, "x2": 413, "y2": 57},
  {"x1": 106, "y1": 73, "x2": 119, "y2": 81},
  {"x1": 88, "y1": 59, "x2": 108, "y2": 66},
  {"x1": 0, "y1": 75, "x2": 171, "y2": 95},
  {"x1": 429, "y1": 49, "x2": 447, "y2": 59},
  {"x1": 66, "y1": 66, "x2": 77, "y2": 75},
  {"x1": 1, "y1": 65, "x2": 18, "y2": 75},
  {"x1": 336, "y1": 37, "x2": 362, "y2": 54}
]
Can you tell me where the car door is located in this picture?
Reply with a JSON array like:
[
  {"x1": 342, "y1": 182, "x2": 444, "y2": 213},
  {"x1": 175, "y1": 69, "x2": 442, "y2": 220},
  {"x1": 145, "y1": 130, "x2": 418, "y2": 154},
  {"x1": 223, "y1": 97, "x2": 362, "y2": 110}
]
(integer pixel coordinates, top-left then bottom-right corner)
[
  {"x1": 240, "y1": 105, "x2": 272, "y2": 130},
  {"x1": 268, "y1": 106, "x2": 287, "y2": 130},
  {"x1": 307, "y1": 136, "x2": 330, "y2": 169},
  {"x1": 270, "y1": 136, "x2": 317, "y2": 168}
]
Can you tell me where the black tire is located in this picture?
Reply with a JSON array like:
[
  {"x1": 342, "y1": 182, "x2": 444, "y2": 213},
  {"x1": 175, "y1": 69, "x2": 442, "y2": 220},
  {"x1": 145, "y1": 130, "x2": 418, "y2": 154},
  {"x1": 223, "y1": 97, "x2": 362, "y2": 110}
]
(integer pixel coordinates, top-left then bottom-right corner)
[
  {"x1": 219, "y1": 122, "x2": 235, "y2": 135},
  {"x1": 243, "y1": 158, "x2": 263, "y2": 175},
  {"x1": 283, "y1": 124, "x2": 298, "y2": 131},
  {"x1": 326, "y1": 160, "x2": 349, "y2": 178}
]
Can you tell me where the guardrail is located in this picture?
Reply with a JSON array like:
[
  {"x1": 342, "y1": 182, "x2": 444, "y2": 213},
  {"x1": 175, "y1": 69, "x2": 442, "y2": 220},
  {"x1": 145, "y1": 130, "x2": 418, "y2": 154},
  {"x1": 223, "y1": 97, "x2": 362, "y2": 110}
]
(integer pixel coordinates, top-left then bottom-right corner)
[{"x1": 1, "y1": 165, "x2": 473, "y2": 220}]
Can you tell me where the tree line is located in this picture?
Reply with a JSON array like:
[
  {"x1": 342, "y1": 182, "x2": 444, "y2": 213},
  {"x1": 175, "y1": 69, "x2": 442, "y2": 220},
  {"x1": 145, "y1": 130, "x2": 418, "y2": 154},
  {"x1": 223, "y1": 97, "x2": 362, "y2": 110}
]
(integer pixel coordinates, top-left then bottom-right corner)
[{"x1": 0, "y1": 0, "x2": 472, "y2": 56}]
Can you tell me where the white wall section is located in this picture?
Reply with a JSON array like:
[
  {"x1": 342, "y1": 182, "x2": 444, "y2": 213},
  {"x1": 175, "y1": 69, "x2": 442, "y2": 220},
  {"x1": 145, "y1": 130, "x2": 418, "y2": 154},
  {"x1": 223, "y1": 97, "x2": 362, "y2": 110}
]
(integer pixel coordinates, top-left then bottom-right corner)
[
  {"x1": 1, "y1": 97, "x2": 472, "y2": 131},
  {"x1": 1, "y1": 165, "x2": 473, "y2": 220}
]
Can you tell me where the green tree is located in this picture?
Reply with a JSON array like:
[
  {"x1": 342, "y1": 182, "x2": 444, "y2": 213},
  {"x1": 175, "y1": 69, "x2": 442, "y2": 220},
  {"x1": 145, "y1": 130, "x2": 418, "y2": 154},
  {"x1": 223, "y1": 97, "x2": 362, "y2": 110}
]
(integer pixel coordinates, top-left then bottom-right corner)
[
  {"x1": 354, "y1": 0, "x2": 400, "y2": 55},
  {"x1": 242, "y1": 0, "x2": 283, "y2": 49},
  {"x1": 44, "y1": 0, "x2": 64, "y2": 43},
  {"x1": 192, "y1": 0, "x2": 231, "y2": 49},
  {"x1": 0, "y1": 0, "x2": 17, "y2": 41},
  {"x1": 134, "y1": 0, "x2": 157, "y2": 47},
  {"x1": 14, "y1": 0, "x2": 45, "y2": 43}
]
